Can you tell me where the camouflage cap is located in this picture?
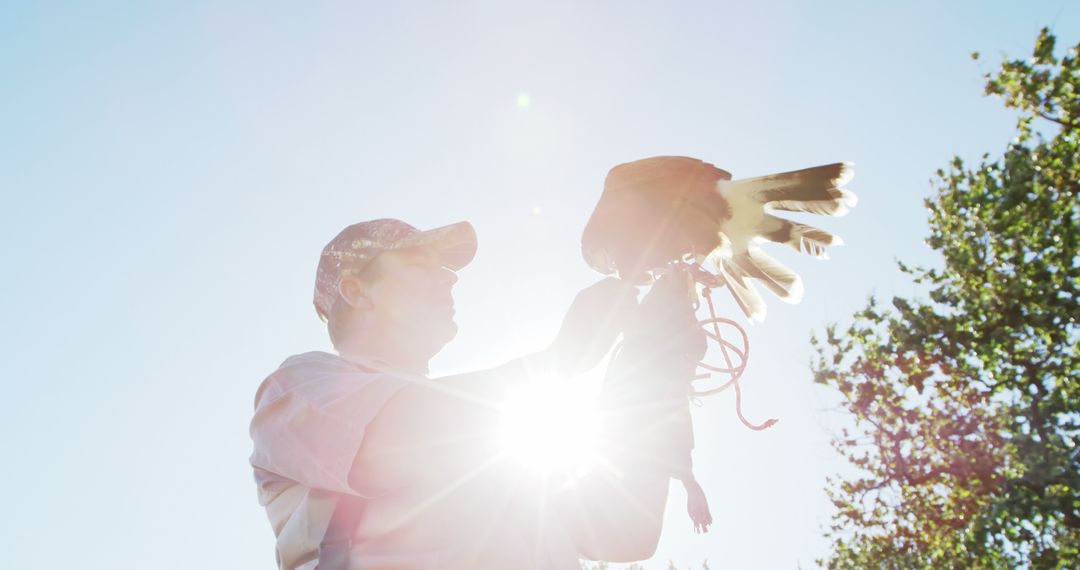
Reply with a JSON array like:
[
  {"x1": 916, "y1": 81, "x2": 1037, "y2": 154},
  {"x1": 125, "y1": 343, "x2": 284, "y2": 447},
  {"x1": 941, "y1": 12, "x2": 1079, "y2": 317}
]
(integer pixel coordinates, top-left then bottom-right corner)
[{"x1": 313, "y1": 219, "x2": 477, "y2": 321}]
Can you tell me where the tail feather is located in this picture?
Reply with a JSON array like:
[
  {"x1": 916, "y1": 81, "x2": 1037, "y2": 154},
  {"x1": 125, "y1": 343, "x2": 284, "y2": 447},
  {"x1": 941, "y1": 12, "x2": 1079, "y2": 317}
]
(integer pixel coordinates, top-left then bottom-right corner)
[{"x1": 732, "y1": 248, "x2": 805, "y2": 303}]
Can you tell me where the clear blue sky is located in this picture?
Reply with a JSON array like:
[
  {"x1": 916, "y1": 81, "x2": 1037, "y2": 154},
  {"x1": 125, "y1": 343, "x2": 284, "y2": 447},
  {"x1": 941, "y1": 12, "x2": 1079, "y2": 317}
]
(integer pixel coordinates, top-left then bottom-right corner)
[{"x1": 1, "y1": 1, "x2": 1076, "y2": 568}]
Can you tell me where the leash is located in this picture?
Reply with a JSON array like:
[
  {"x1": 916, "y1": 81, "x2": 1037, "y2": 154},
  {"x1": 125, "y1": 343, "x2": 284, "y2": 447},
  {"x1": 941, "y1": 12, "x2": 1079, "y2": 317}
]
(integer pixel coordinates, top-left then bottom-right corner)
[{"x1": 694, "y1": 283, "x2": 777, "y2": 431}]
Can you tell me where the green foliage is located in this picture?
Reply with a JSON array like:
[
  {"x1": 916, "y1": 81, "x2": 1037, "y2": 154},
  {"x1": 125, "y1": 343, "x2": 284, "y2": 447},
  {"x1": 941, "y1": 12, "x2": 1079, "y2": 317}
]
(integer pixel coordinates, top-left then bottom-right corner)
[{"x1": 815, "y1": 28, "x2": 1079, "y2": 569}]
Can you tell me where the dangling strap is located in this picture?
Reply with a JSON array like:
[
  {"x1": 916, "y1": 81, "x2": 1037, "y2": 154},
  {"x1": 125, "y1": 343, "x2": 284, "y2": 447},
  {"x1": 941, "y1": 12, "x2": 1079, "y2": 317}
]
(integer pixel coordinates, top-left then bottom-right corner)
[{"x1": 681, "y1": 474, "x2": 713, "y2": 534}]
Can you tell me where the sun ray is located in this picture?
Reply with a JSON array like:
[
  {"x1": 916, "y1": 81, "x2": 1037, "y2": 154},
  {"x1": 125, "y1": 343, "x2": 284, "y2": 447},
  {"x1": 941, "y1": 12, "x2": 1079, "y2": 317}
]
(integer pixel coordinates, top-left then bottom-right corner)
[
  {"x1": 498, "y1": 380, "x2": 603, "y2": 473},
  {"x1": 389, "y1": 452, "x2": 506, "y2": 529}
]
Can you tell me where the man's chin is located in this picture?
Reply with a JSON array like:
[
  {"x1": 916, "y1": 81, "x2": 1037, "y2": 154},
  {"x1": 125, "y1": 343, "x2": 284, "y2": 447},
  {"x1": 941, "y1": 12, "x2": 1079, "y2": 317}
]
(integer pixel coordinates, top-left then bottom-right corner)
[
  {"x1": 440, "y1": 320, "x2": 459, "y2": 344},
  {"x1": 425, "y1": 319, "x2": 458, "y2": 352}
]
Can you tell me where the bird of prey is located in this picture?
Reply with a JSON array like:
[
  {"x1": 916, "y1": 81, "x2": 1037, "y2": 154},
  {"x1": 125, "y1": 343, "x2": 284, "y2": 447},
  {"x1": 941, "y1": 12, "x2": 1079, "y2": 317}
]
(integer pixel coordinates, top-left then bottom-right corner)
[{"x1": 581, "y1": 156, "x2": 857, "y2": 321}]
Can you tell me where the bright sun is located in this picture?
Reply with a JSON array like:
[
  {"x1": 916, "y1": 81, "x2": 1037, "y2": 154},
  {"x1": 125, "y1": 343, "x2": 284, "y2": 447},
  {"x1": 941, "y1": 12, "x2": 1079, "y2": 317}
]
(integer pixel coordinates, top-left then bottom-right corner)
[{"x1": 498, "y1": 380, "x2": 603, "y2": 473}]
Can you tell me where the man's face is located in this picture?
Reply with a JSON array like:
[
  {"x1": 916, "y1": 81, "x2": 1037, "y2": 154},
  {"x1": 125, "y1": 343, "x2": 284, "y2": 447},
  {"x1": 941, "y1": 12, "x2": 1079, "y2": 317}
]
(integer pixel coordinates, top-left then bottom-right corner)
[{"x1": 364, "y1": 245, "x2": 460, "y2": 357}]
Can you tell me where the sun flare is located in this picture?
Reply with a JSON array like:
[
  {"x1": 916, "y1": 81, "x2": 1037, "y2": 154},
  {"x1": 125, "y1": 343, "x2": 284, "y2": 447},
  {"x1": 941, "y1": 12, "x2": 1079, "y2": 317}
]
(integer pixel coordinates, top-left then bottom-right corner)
[{"x1": 499, "y1": 381, "x2": 602, "y2": 473}]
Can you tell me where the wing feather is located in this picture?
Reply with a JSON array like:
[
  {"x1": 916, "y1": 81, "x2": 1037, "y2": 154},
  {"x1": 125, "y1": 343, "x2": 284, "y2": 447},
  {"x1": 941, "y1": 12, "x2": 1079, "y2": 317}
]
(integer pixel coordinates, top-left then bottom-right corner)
[
  {"x1": 713, "y1": 257, "x2": 766, "y2": 322},
  {"x1": 760, "y1": 217, "x2": 843, "y2": 260},
  {"x1": 732, "y1": 248, "x2": 804, "y2": 303},
  {"x1": 733, "y1": 163, "x2": 857, "y2": 217}
]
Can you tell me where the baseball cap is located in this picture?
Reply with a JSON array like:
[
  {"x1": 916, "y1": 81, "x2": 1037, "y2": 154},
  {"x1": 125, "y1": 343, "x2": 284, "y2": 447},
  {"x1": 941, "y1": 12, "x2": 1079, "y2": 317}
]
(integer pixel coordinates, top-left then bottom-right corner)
[{"x1": 313, "y1": 218, "x2": 477, "y2": 321}]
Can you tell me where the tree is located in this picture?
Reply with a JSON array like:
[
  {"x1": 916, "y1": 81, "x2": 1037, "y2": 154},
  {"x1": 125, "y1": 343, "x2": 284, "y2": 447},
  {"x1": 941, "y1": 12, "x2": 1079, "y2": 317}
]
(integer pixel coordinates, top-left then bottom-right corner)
[{"x1": 813, "y1": 28, "x2": 1078, "y2": 569}]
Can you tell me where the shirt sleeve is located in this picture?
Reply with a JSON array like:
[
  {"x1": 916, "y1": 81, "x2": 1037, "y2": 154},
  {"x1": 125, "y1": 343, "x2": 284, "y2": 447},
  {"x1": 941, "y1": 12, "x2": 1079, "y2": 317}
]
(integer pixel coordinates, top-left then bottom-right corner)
[{"x1": 249, "y1": 353, "x2": 410, "y2": 496}]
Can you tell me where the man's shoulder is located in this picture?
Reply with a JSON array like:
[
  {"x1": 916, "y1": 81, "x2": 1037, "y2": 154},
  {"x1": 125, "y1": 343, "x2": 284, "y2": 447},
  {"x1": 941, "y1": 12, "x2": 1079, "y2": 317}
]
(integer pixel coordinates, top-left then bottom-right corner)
[
  {"x1": 254, "y1": 351, "x2": 406, "y2": 409},
  {"x1": 271, "y1": 350, "x2": 379, "y2": 381},
  {"x1": 278, "y1": 350, "x2": 349, "y2": 370}
]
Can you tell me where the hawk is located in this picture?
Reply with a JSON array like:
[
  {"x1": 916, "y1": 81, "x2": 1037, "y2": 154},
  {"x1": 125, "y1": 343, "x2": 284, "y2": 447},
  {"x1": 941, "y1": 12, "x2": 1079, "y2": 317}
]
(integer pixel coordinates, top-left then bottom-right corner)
[{"x1": 582, "y1": 156, "x2": 856, "y2": 321}]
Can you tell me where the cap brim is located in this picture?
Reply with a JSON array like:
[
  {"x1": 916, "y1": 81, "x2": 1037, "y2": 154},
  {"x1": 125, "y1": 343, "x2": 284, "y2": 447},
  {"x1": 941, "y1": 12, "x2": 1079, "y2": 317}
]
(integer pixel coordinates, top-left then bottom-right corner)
[{"x1": 397, "y1": 221, "x2": 478, "y2": 270}]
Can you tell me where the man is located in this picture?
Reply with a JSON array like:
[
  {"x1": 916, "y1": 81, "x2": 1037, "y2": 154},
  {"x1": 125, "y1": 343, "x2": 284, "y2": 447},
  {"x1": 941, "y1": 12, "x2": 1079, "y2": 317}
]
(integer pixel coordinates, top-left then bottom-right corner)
[{"x1": 250, "y1": 219, "x2": 670, "y2": 569}]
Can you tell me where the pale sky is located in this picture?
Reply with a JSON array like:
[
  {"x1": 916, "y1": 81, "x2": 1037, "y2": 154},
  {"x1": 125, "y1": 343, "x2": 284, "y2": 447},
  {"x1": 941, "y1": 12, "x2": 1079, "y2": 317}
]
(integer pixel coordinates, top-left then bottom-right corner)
[{"x1": 2, "y1": 1, "x2": 1077, "y2": 568}]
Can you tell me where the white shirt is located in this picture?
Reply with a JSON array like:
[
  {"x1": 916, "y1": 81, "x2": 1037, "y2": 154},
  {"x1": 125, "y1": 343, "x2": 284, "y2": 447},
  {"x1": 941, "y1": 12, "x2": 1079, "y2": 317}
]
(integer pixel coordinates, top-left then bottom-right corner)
[{"x1": 250, "y1": 351, "x2": 580, "y2": 570}]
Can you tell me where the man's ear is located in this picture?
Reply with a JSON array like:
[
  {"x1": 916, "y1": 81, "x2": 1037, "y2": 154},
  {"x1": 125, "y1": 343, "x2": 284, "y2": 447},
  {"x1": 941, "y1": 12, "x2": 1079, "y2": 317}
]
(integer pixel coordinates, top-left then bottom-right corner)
[{"x1": 338, "y1": 275, "x2": 375, "y2": 311}]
